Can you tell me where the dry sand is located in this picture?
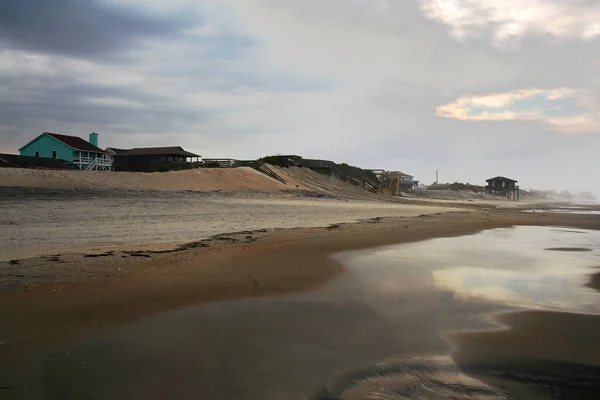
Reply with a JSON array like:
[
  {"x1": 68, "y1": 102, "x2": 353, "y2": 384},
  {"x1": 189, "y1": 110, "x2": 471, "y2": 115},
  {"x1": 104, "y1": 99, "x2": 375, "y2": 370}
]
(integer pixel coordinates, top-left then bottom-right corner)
[
  {"x1": 588, "y1": 271, "x2": 600, "y2": 290},
  {"x1": 0, "y1": 188, "x2": 462, "y2": 261},
  {"x1": 269, "y1": 165, "x2": 389, "y2": 201},
  {"x1": 0, "y1": 166, "x2": 288, "y2": 191},
  {"x1": 1, "y1": 165, "x2": 537, "y2": 206}
]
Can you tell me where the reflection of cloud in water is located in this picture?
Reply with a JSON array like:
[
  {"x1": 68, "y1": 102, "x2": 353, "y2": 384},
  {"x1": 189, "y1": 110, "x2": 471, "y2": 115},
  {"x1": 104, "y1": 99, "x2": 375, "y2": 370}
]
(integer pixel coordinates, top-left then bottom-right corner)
[
  {"x1": 40, "y1": 226, "x2": 600, "y2": 399},
  {"x1": 340, "y1": 226, "x2": 600, "y2": 314},
  {"x1": 433, "y1": 267, "x2": 598, "y2": 312}
]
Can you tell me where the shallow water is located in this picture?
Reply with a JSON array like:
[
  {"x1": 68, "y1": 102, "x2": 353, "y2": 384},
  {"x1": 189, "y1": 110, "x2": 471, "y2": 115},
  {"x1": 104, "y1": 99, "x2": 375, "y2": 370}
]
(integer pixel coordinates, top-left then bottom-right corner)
[
  {"x1": 35, "y1": 227, "x2": 600, "y2": 399},
  {"x1": 524, "y1": 208, "x2": 600, "y2": 215}
]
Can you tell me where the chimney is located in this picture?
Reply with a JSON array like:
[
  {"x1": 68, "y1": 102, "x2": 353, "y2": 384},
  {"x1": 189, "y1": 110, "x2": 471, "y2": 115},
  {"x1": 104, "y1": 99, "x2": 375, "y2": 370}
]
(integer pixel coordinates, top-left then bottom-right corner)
[{"x1": 89, "y1": 132, "x2": 99, "y2": 147}]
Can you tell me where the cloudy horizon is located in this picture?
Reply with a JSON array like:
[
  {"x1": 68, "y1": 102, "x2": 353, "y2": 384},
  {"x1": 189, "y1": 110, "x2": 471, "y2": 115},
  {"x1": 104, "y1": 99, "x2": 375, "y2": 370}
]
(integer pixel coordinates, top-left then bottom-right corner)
[{"x1": 1, "y1": 0, "x2": 599, "y2": 194}]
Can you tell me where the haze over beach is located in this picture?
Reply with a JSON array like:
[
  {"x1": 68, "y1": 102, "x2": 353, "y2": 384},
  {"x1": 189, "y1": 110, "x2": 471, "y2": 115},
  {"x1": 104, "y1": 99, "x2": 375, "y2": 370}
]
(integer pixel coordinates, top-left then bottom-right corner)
[
  {"x1": 3, "y1": 1, "x2": 600, "y2": 399},
  {"x1": 1, "y1": 0, "x2": 599, "y2": 194}
]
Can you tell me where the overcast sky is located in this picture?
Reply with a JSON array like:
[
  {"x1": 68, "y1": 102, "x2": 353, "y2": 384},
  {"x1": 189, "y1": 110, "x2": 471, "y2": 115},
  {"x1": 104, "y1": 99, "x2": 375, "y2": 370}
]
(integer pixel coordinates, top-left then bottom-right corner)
[{"x1": 1, "y1": 0, "x2": 599, "y2": 193}]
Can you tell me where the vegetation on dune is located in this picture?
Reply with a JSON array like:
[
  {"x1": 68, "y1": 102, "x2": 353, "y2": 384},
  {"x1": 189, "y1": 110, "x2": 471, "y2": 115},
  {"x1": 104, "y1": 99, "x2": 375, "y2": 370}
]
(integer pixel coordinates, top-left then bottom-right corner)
[
  {"x1": 427, "y1": 182, "x2": 486, "y2": 193},
  {"x1": 259, "y1": 155, "x2": 379, "y2": 192}
]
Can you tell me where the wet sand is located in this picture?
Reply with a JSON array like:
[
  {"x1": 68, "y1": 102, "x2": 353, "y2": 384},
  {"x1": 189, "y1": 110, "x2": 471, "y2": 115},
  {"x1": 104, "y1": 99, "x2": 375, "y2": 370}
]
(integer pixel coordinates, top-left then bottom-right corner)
[
  {"x1": 3, "y1": 209, "x2": 600, "y2": 398},
  {"x1": 448, "y1": 311, "x2": 600, "y2": 399}
]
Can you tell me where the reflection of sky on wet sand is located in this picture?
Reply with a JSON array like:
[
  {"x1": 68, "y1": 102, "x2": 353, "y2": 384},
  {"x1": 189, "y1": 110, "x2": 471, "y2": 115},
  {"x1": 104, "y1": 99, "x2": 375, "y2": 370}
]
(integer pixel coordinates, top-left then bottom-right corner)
[
  {"x1": 37, "y1": 226, "x2": 600, "y2": 399},
  {"x1": 338, "y1": 226, "x2": 600, "y2": 314}
]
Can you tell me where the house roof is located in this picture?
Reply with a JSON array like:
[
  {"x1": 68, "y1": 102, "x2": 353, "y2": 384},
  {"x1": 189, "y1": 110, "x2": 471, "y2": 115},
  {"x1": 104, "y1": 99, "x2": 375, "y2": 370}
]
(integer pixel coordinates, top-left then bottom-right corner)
[
  {"x1": 19, "y1": 132, "x2": 105, "y2": 153},
  {"x1": 47, "y1": 133, "x2": 106, "y2": 152},
  {"x1": 105, "y1": 147, "x2": 129, "y2": 155},
  {"x1": 389, "y1": 171, "x2": 410, "y2": 176},
  {"x1": 118, "y1": 146, "x2": 201, "y2": 157},
  {"x1": 486, "y1": 176, "x2": 518, "y2": 183}
]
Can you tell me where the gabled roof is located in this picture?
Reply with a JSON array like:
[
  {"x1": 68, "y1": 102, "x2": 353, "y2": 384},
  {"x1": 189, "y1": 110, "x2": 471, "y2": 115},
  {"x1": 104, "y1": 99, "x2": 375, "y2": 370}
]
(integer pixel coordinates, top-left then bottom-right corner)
[
  {"x1": 486, "y1": 176, "x2": 518, "y2": 183},
  {"x1": 118, "y1": 146, "x2": 201, "y2": 157},
  {"x1": 19, "y1": 132, "x2": 105, "y2": 153},
  {"x1": 105, "y1": 147, "x2": 129, "y2": 155}
]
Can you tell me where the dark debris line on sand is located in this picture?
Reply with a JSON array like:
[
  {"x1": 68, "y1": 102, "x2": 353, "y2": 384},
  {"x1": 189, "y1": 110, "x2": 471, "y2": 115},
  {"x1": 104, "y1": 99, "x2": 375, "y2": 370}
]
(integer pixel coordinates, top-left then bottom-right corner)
[
  {"x1": 545, "y1": 247, "x2": 593, "y2": 252},
  {"x1": 84, "y1": 252, "x2": 114, "y2": 258}
]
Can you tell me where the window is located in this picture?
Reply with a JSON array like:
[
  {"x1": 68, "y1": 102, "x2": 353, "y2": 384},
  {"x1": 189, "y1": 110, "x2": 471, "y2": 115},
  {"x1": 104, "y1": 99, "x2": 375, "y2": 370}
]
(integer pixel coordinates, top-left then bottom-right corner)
[
  {"x1": 502, "y1": 181, "x2": 506, "y2": 188},
  {"x1": 52, "y1": 150, "x2": 57, "y2": 159},
  {"x1": 35, "y1": 152, "x2": 39, "y2": 157}
]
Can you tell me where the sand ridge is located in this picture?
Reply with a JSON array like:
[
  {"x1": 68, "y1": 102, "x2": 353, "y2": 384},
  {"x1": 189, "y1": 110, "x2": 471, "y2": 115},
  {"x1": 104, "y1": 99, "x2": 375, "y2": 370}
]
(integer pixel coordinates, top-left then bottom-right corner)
[{"x1": 0, "y1": 166, "x2": 288, "y2": 191}]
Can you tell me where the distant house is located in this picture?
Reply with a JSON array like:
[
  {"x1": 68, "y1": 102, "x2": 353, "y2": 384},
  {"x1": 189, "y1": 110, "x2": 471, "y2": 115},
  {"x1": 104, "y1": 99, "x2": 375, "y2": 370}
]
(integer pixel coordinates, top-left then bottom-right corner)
[
  {"x1": 485, "y1": 176, "x2": 519, "y2": 201},
  {"x1": 105, "y1": 147, "x2": 129, "y2": 167},
  {"x1": 385, "y1": 171, "x2": 418, "y2": 191},
  {"x1": 105, "y1": 147, "x2": 129, "y2": 156},
  {"x1": 397, "y1": 172, "x2": 419, "y2": 191},
  {"x1": 113, "y1": 146, "x2": 201, "y2": 171},
  {"x1": 369, "y1": 170, "x2": 419, "y2": 195},
  {"x1": 19, "y1": 132, "x2": 112, "y2": 171}
]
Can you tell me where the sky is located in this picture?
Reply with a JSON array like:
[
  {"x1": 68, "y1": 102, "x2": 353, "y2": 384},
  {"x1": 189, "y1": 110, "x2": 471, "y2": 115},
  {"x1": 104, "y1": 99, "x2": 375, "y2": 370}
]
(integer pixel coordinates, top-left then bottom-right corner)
[{"x1": 1, "y1": 0, "x2": 599, "y2": 194}]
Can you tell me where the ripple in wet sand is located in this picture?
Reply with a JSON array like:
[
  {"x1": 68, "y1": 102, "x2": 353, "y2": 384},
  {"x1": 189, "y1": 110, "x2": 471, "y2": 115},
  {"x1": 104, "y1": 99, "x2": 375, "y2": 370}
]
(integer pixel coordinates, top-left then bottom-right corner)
[{"x1": 314, "y1": 355, "x2": 506, "y2": 400}]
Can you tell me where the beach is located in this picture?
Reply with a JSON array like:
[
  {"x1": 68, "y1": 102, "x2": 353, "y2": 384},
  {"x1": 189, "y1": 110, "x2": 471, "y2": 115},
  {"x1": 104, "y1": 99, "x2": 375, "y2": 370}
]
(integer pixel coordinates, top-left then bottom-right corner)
[
  {"x1": 2, "y1": 182, "x2": 600, "y2": 398},
  {"x1": 4, "y1": 0, "x2": 600, "y2": 397},
  {"x1": 0, "y1": 187, "x2": 463, "y2": 261}
]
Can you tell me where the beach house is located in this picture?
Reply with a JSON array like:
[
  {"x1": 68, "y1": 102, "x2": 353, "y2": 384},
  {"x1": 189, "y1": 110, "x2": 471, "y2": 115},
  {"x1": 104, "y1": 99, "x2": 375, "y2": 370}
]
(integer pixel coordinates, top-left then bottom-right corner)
[
  {"x1": 19, "y1": 132, "x2": 112, "y2": 171},
  {"x1": 112, "y1": 146, "x2": 202, "y2": 171},
  {"x1": 485, "y1": 176, "x2": 519, "y2": 200}
]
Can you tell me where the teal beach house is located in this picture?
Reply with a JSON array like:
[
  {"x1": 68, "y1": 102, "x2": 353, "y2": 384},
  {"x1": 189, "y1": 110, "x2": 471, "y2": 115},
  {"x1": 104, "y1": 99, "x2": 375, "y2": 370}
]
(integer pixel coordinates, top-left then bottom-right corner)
[{"x1": 19, "y1": 132, "x2": 112, "y2": 171}]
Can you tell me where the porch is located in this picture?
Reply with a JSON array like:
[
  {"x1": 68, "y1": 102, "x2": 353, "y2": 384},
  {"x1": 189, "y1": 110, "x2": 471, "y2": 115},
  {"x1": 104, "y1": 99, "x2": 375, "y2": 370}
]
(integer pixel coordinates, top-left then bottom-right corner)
[{"x1": 73, "y1": 152, "x2": 112, "y2": 171}]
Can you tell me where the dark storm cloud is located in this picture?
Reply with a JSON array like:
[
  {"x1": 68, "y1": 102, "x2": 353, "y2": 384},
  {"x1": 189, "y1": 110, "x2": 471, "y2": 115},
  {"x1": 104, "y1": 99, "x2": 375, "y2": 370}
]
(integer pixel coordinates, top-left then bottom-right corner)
[
  {"x1": 0, "y1": 74, "x2": 210, "y2": 144},
  {"x1": 0, "y1": 0, "x2": 192, "y2": 58}
]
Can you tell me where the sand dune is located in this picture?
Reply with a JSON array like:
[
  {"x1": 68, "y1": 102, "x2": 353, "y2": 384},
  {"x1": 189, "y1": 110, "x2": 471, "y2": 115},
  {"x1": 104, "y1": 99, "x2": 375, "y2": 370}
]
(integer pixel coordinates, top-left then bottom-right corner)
[
  {"x1": 269, "y1": 165, "x2": 385, "y2": 200},
  {"x1": 0, "y1": 167, "x2": 287, "y2": 192}
]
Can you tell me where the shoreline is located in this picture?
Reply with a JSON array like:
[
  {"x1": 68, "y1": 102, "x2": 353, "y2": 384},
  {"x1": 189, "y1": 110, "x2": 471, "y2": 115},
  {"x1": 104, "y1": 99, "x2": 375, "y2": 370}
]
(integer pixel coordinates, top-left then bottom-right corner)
[
  {"x1": 3, "y1": 209, "x2": 600, "y2": 397},
  {"x1": 3, "y1": 210, "x2": 600, "y2": 345}
]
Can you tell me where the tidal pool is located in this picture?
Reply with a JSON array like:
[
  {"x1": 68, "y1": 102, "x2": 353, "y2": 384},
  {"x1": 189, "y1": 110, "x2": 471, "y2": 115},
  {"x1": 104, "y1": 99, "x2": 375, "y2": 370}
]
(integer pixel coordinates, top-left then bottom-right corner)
[{"x1": 32, "y1": 227, "x2": 600, "y2": 399}]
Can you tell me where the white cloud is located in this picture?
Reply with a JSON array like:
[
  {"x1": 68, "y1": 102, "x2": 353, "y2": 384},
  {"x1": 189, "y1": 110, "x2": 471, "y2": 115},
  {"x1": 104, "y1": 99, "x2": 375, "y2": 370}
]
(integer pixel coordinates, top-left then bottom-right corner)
[
  {"x1": 420, "y1": 0, "x2": 600, "y2": 48},
  {"x1": 436, "y1": 88, "x2": 599, "y2": 133}
]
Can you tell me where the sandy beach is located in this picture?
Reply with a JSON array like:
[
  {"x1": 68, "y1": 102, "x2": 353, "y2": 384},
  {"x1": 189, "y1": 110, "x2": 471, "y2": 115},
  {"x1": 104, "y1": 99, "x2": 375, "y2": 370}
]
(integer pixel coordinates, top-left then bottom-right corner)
[
  {"x1": 2, "y1": 180, "x2": 600, "y2": 398},
  {"x1": 0, "y1": 187, "x2": 466, "y2": 261}
]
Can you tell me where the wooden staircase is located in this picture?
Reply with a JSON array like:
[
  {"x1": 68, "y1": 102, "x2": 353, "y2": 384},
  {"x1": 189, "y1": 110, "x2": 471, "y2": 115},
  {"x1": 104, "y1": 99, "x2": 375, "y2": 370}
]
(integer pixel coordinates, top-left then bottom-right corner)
[{"x1": 238, "y1": 160, "x2": 287, "y2": 185}]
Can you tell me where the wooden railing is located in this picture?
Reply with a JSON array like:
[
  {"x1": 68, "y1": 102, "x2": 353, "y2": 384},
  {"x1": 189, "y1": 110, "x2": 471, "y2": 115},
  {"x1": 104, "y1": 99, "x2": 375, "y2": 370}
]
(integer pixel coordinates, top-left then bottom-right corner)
[
  {"x1": 255, "y1": 161, "x2": 287, "y2": 184},
  {"x1": 202, "y1": 158, "x2": 239, "y2": 168},
  {"x1": 74, "y1": 156, "x2": 112, "y2": 166},
  {"x1": 201, "y1": 158, "x2": 287, "y2": 185}
]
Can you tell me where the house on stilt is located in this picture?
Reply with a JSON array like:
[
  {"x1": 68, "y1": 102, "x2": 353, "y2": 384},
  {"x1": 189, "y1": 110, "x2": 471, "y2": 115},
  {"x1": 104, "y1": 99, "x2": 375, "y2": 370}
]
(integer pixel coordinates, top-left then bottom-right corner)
[{"x1": 485, "y1": 176, "x2": 519, "y2": 201}]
